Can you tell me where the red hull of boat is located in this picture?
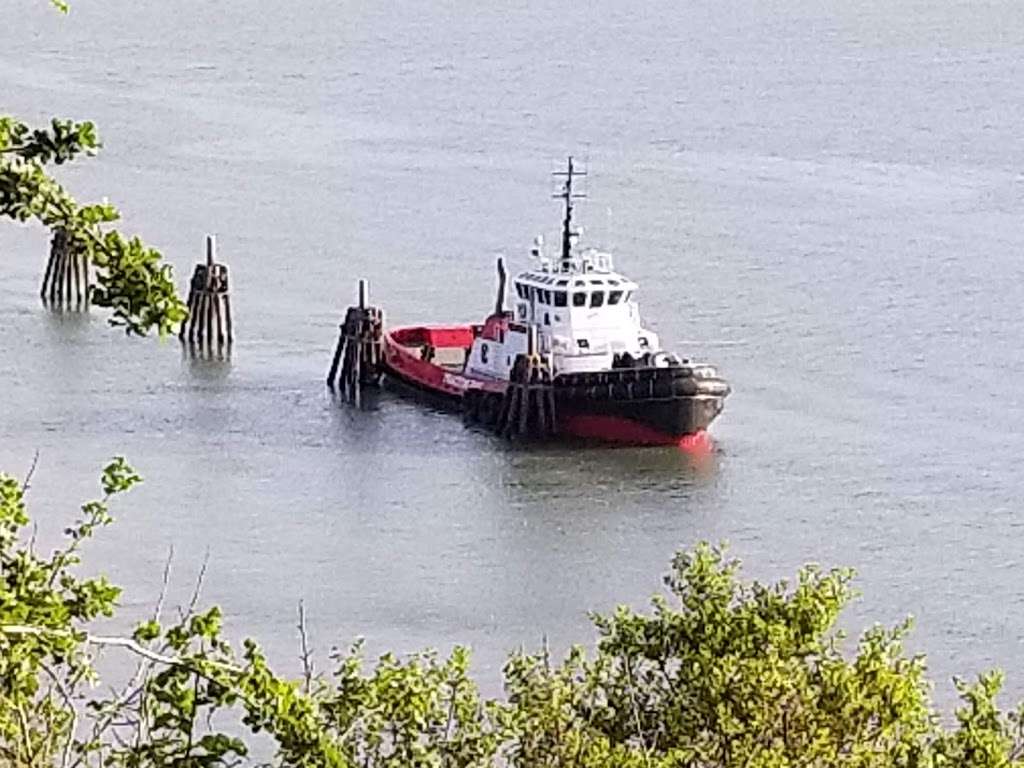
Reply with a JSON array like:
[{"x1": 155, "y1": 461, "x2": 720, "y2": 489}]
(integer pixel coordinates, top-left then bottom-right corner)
[
  {"x1": 382, "y1": 325, "x2": 714, "y2": 453},
  {"x1": 558, "y1": 415, "x2": 712, "y2": 453}
]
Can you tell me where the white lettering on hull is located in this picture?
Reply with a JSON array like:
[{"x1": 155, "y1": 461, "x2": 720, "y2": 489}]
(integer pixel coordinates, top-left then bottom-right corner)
[{"x1": 442, "y1": 373, "x2": 485, "y2": 391}]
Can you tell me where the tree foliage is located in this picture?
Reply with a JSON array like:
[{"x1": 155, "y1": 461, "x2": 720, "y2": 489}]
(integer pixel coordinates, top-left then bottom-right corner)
[
  {"x1": 2, "y1": 460, "x2": 1024, "y2": 767},
  {"x1": 0, "y1": 0, "x2": 185, "y2": 336},
  {"x1": 0, "y1": 116, "x2": 186, "y2": 336}
]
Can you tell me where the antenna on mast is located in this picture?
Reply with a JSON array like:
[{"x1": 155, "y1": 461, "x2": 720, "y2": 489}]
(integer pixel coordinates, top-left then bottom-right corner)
[{"x1": 553, "y1": 156, "x2": 587, "y2": 269}]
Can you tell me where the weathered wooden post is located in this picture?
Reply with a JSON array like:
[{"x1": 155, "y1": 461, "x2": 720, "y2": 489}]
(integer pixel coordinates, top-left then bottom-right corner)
[
  {"x1": 327, "y1": 279, "x2": 385, "y2": 404},
  {"x1": 179, "y1": 235, "x2": 233, "y2": 353},
  {"x1": 40, "y1": 227, "x2": 90, "y2": 307}
]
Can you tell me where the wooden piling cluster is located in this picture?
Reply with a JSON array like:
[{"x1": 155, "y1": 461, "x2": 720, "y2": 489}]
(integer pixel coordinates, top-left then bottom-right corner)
[
  {"x1": 490, "y1": 352, "x2": 557, "y2": 439},
  {"x1": 179, "y1": 235, "x2": 233, "y2": 352},
  {"x1": 466, "y1": 326, "x2": 557, "y2": 439},
  {"x1": 326, "y1": 280, "x2": 385, "y2": 404},
  {"x1": 40, "y1": 228, "x2": 90, "y2": 307}
]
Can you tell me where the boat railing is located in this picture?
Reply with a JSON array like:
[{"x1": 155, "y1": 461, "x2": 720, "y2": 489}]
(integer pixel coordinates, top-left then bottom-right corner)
[
  {"x1": 580, "y1": 249, "x2": 614, "y2": 272},
  {"x1": 537, "y1": 249, "x2": 615, "y2": 276}
]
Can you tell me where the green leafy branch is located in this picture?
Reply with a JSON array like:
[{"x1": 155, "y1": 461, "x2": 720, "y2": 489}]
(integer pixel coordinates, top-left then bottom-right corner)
[
  {"x1": 0, "y1": 118, "x2": 98, "y2": 165},
  {"x1": 0, "y1": 116, "x2": 186, "y2": 336}
]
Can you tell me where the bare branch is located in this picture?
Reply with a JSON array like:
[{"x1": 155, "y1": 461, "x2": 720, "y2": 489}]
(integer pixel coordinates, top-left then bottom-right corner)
[
  {"x1": 21, "y1": 449, "x2": 40, "y2": 493},
  {"x1": 77, "y1": 545, "x2": 176, "y2": 767},
  {"x1": 155, "y1": 545, "x2": 174, "y2": 624},
  {"x1": 182, "y1": 549, "x2": 210, "y2": 620},
  {"x1": 297, "y1": 600, "x2": 314, "y2": 693},
  {"x1": 14, "y1": 700, "x2": 32, "y2": 766},
  {"x1": 39, "y1": 661, "x2": 78, "y2": 768},
  {"x1": 0, "y1": 624, "x2": 242, "y2": 675}
]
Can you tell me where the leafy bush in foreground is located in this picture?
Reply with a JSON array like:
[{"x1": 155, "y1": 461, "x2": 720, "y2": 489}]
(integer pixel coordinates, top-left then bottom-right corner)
[{"x1": 1, "y1": 460, "x2": 1022, "y2": 767}]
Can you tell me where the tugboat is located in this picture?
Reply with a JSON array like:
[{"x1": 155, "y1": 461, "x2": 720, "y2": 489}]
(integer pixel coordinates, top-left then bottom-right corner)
[{"x1": 332, "y1": 158, "x2": 731, "y2": 451}]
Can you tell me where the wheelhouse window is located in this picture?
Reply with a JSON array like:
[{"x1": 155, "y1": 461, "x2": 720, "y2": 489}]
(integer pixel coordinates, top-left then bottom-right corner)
[
  {"x1": 590, "y1": 291, "x2": 605, "y2": 308},
  {"x1": 554, "y1": 291, "x2": 567, "y2": 307},
  {"x1": 572, "y1": 292, "x2": 587, "y2": 307},
  {"x1": 608, "y1": 290, "x2": 623, "y2": 305},
  {"x1": 515, "y1": 283, "x2": 527, "y2": 299}
]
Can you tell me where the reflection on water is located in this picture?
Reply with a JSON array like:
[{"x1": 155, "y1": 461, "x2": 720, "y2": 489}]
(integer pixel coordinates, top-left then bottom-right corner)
[
  {"x1": 500, "y1": 443, "x2": 716, "y2": 506},
  {"x1": 182, "y1": 342, "x2": 234, "y2": 367},
  {"x1": 41, "y1": 303, "x2": 93, "y2": 336}
]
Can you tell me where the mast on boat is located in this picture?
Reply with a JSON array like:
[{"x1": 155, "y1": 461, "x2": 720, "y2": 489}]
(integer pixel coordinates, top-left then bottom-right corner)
[{"x1": 554, "y1": 156, "x2": 586, "y2": 270}]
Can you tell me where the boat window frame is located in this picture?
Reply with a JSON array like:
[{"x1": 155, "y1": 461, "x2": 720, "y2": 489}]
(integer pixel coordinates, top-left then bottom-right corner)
[
  {"x1": 608, "y1": 290, "x2": 623, "y2": 305},
  {"x1": 554, "y1": 291, "x2": 567, "y2": 307},
  {"x1": 590, "y1": 291, "x2": 605, "y2": 308},
  {"x1": 572, "y1": 292, "x2": 587, "y2": 307}
]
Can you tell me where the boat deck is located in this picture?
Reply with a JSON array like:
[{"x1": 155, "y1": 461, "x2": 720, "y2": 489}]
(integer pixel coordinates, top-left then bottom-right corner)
[{"x1": 383, "y1": 324, "x2": 506, "y2": 398}]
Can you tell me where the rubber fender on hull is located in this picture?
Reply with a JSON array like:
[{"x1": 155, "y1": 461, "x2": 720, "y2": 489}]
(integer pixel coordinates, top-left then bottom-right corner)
[{"x1": 555, "y1": 372, "x2": 729, "y2": 402}]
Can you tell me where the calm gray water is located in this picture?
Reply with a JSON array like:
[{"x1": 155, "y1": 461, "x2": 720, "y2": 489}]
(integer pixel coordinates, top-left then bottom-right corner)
[{"x1": 3, "y1": 0, "x2": 1024, "y2": 703}]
